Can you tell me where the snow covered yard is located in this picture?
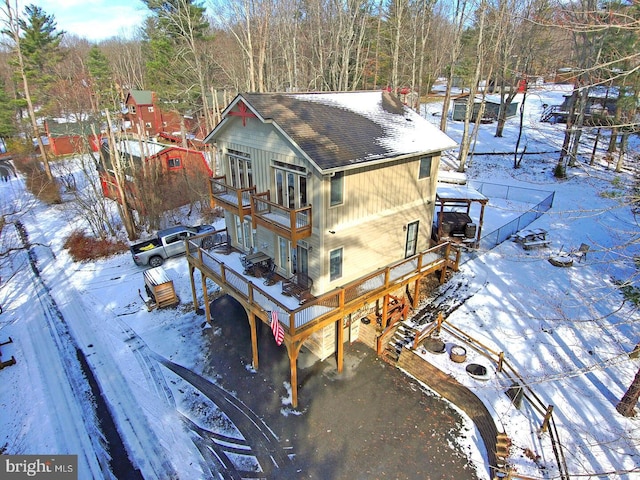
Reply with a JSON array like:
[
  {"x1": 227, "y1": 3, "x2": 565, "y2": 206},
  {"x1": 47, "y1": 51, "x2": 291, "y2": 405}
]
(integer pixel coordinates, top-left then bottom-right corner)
[{"x1": 0, "y1": 84, "x2": 638, "y2": 479}]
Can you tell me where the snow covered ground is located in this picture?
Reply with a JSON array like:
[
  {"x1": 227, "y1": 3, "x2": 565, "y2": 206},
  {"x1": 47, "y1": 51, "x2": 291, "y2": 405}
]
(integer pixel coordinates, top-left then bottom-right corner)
[{"x1": 0, "y1": 83, "x2": 638, "y2": 479}]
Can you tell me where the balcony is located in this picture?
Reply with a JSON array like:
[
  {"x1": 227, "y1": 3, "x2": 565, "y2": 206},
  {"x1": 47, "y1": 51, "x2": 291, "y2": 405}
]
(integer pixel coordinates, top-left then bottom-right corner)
[
  {"x1": 251, "y1": 192, "x2": 312, "y2": 247},
  {"x1": 186, "y1": 230, "x2": 458, "y2": 338},
  {"x1": 209, "y1": 176, "x2": 256, "y2": 222}
]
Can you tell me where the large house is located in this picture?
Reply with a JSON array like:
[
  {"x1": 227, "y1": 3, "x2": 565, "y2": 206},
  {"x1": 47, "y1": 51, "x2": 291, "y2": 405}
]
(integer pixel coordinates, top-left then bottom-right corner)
[
  {"x1": 122, "y1": 90, "x2": 199, "y2": 139},
  {"x1": 205, "y1": 91, "x2": 457, "y2": 292},
  {"x1": 188, "y1": 90, "x2": 459, "y2": 406}
]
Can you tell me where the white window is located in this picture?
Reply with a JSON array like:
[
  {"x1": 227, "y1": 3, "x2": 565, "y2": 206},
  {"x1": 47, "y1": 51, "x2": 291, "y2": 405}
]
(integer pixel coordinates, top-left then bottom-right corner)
[
  {"x1": 330, "y1": 171, "x2": 343, "y2": 206},
  {"x1": 329, "y1": 248, "x2": 343, "y2": 281}
]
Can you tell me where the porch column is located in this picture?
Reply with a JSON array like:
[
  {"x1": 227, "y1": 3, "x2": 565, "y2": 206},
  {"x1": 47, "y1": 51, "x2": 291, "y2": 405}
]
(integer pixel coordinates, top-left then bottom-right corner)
[
  {"x1": 336, "y1": 318, "x2": 344, "y2": 373},
  {"x1": 201, "y1": 272, "x2": 211, "y2": 323},
  {"x1": 189, "y1": 265, "x2": 200, "y2": 314},
  {"x1": 248, "y1": 312, "x2": 259, "y2": 369},
  {"x1": 286, "y1": 341, "x2": 304, "y2": 408}
]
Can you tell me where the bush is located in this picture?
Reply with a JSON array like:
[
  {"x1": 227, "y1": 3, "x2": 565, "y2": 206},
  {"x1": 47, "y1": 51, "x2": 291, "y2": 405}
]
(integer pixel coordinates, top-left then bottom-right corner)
[
  {"x1": 63, "y1": 230, "x2": 128, "y2": 261},
  {"x1": 13, "y1": 155, "x2": 61, "y2": 204}
]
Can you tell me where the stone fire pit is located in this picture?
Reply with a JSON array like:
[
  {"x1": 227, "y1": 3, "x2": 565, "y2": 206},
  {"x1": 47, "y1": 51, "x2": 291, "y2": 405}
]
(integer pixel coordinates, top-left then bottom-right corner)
[
  {"x1": 423, "y1": 337, "x2": 446, "y2": 354},
  {"x1": 466, "y1": 363, "x2": 490, "y2": 380}
]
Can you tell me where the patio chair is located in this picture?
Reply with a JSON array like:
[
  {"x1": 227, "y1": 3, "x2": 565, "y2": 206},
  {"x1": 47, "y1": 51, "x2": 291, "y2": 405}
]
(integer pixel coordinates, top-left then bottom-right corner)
[
  {"x1": 571, "y1": 243, "x2": 590, "y2": 262},
  {"x1": 263, "y1": 261, "x2": 277, "y2": 286}
]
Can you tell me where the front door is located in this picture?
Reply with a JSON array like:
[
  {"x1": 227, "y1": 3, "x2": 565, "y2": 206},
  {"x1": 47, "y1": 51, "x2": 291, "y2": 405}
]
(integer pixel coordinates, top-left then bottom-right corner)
[{"x1": 278, "y1": 237, "x2": 308, "y2": 277}]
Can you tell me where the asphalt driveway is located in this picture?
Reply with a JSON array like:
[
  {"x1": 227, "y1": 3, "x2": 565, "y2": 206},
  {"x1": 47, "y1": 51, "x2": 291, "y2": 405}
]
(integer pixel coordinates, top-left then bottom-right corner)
[{"x1": 202, "y1": 295, "x2": 483, "y2": 480}]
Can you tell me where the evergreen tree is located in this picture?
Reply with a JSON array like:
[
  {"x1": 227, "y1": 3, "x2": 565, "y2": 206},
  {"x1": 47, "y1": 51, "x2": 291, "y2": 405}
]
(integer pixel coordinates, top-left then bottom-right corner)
[
  {"x1": 87, "y1": 45, "x2": 116, "y2": 113},
  {"x1": 1, "y1": 2, "x2": 64, "y2": 184},
  {"x1": 0, "y1": 79, "x2": 17, "y2": 139}
]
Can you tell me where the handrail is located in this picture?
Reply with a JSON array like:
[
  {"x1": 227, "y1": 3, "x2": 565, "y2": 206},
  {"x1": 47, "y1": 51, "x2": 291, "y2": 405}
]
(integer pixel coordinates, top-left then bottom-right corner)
[
  {"x1": 413, "y1": 317, "x2": 570, "y2": 480},
  {"x1": 251, "y1": 194, "x2": 312, "y2": 231},
  {"x1": 187, "y1": 240, "x2": 454, "y2": 337}
]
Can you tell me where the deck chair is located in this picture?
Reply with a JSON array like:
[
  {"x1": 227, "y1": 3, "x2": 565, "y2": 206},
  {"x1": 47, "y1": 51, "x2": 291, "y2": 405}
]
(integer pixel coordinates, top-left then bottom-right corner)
[
  {"x1": 262, "y1": 260, "x2": 277, "y2": 286},
  {"x1": 571, "y1": 243, "x2": 590, "y2": 262}
]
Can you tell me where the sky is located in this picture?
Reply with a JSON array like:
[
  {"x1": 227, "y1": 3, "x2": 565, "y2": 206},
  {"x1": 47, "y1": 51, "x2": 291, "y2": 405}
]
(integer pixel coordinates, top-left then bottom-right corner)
[
  {"x1": 0, "y1": 85, "x2": 639, "y2": 478},
  {"x1": 15, "y1": 0, "x2": 149, "y2": 42}
]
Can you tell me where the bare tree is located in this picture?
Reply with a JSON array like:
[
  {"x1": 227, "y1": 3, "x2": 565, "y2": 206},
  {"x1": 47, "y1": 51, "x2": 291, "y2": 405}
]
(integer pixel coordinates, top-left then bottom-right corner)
[
  {"x1": 617, "y1": 365, "x2": 640, "y2": 417},
  {"x1": 0, "y1": 0, "x2": 60, "y2": 183}
]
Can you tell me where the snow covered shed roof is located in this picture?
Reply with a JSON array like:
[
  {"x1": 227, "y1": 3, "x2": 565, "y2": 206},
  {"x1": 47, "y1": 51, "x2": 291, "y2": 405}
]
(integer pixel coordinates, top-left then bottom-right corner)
[
  {"x1": 436, "y1": 183, "x2": 488, "y2": 204},
  {"x1": 205, "y1": 91, "x2": 457, "y2": 173}
]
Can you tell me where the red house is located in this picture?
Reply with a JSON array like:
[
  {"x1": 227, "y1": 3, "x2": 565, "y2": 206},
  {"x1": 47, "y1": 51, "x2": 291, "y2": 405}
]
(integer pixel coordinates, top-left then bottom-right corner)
[
  {"x1": 122, "y1": 90, "x2": 200, "y2": 139},
  {"x1": 99, "y1": 141, "x2": 213, "y2": 214},
  {"x1": 43, "y1": 119, "x2": 101, "y2": 156}
]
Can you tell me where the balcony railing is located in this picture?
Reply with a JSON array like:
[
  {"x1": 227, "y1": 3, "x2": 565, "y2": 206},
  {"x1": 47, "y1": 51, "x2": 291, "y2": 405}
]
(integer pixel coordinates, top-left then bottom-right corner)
[
  {"x1": 209, "y1": 176, "x2": 256, "y2": 221},
  {"x1": 250, "y1": 192, "x2": 312, "y2": 247},
  {"x1": 187, "y1": 234, "x2": 457, "y2": 338}
]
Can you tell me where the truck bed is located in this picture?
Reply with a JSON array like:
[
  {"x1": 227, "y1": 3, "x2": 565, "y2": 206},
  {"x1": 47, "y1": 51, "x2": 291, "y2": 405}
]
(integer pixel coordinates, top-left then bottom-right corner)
[{"x1": 130, "y1": 238, "x2": 162, "y2": 254}]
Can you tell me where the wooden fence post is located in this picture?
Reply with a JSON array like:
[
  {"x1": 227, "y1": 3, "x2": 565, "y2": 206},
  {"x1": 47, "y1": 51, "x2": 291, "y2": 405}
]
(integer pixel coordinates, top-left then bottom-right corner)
[
  {"x1": 497, "y1": 351, "x2": 505, "y2": 372},
  {"x1": 540, "y1": 405, "x2": 554, "y2": 433}
]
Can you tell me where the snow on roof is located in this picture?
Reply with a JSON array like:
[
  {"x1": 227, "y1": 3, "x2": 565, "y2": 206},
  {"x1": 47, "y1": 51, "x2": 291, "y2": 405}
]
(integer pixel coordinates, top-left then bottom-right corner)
[
  {"x1": 291, "y1": 91, "x2": 458, "y2": 159},
  {"x1": 116, "y1": 140, "x2": 166, "y2": 158},
  {"x1": 436, "y1": 183, "x2": 488, "y2": 202},
  {"x1": 220, "y1": 91, "x2": 458, "y2": 172}
]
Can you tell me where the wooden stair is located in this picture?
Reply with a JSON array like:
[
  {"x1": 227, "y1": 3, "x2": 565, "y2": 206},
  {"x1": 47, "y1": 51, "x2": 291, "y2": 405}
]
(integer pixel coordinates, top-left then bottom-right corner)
[{"x1": 381, "y1": 322, "x2": 418, "y2": 364}]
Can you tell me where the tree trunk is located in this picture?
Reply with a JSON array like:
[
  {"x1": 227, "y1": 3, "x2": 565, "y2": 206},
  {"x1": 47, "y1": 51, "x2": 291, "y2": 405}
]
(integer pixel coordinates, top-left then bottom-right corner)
[{"x1": 616, "y1": 366, "x2": 640, "y2": 417}]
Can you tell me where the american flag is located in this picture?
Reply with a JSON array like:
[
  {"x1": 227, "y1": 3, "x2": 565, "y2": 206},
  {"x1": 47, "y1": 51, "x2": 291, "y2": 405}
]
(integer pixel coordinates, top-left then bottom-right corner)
[{"x1": 270, "y1": 310, "x2": 284, "y2": 346}]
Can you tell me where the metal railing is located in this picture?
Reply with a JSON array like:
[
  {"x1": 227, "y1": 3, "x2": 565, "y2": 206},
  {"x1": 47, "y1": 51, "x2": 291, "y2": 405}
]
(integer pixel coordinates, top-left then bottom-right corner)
[{"x1": 187, "y1": 235, "x2": 457, "y2": 336}]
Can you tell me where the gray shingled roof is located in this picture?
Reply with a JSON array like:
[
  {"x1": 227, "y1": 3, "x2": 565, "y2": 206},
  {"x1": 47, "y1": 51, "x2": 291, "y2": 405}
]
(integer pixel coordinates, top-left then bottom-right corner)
[{"x1": 209, "y1": 91, "x2": 457, "y2": 172}]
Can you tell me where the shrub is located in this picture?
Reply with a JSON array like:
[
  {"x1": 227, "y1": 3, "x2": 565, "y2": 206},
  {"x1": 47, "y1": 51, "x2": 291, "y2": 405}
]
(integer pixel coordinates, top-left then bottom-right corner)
[
  {"x1": 13, "y1": 155, "x2": 61, "y2": 204},
  {"x1": 63, "y1": 230, "x2": 128, "y2": 261}
]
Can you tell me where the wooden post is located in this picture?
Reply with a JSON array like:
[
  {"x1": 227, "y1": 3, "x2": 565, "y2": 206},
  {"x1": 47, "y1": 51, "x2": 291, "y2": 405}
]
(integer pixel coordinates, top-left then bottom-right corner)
[
  {"x1": 202, "y1": 273, "x2": 211, "y2": 323},
  {"x1": 540, "y1": 405, "x2": 554, "y2": 433},
  {"x1": 286, "y1": 341, "x2": 303, "y2": 408},
  {"x1": 412, "y1": 279, "x2": 420, "y2": 309},
  {"x1": 497, "y1": 351, "x2": 505, "y2": 373},
  {"x1": 382, "y1": 295, "x2": 389, "y2": 329},
  {"x1": 188, "y1": 265, "x2": 200, "y2": 314},
  {"x1": 336, "y1": 318, "x2": 344, "y2": 373},
  {"x1": 249, "y1": 312, "x2": 259, "y2": 370},
  {"x1": 436, "y1": 311, "x2": 443, "y2": 335}
]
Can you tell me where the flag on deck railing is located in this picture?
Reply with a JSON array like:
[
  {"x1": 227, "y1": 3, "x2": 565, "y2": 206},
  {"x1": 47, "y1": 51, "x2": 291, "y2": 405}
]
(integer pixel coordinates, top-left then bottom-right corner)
[{"x1": 270, "y1": 310, "x2": 284, "y2": 346}]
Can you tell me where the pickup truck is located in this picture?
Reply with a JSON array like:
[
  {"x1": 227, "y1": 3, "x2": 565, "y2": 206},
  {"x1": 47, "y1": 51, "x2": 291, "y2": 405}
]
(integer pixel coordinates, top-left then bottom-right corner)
[{"x1": 130, "y1": 224, "x2": 216, "y2": 267}]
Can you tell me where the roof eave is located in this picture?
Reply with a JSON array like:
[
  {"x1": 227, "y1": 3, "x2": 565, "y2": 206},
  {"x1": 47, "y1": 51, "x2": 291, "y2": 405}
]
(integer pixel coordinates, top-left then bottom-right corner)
[{"x1": 318, "y1": 143, "x2": 458, "y2": 176}]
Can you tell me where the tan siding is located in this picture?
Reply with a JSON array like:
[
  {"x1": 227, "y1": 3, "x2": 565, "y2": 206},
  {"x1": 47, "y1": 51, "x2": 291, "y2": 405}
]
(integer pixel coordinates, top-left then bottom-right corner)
[
  {"x1": 211, "y1": 116, "x2": 442, "y2": 297},
  {"x1": 316, "y1": 155, "x2": 439, "y2": 293}
]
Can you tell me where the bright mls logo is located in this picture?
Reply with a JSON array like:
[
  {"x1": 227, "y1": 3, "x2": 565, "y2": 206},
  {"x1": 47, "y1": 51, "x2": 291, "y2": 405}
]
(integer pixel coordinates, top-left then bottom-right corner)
[{"x1": 2, "y1": 455, "x2": 77, "y2": 479}]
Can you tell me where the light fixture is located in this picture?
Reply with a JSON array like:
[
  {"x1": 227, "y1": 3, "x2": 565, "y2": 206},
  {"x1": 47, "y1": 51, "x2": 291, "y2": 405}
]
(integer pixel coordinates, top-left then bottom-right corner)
[{"x1": 329, "y1": 230, "x2": 336, "y2": 234}]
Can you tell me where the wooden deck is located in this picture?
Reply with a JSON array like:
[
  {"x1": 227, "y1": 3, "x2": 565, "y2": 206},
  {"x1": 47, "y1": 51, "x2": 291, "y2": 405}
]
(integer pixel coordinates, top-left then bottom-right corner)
[{"x1": 185, "y1": 229, "x2": 460, "y2": 406}]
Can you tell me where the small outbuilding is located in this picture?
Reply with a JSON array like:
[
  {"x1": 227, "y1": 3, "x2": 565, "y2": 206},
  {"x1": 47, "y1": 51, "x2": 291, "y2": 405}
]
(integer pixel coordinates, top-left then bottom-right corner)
[
  {"x1": 452, "y1": 94, "x2": 519, "y2": 122},
  {"x1": 143, "y1": 266, "x2": 178, "y2": 310}
]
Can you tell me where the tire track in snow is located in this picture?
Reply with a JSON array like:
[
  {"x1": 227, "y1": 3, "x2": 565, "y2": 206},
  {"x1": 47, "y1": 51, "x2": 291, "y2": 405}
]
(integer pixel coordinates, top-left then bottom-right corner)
[
  {"x1": 17, "y1": 220, "x2": 172, "y2": 479},
  {"x1": 15, "y1": 220, "x2": 142, "y2": 479}
]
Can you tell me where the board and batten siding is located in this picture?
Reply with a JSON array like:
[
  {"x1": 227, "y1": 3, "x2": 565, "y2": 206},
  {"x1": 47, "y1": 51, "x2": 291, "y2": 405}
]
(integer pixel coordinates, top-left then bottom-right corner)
[
  {"x1": 214, "y1": 119, "x2": 323, "y2": 283},
  {"x1": 318, "y1": 154, "x2": 439, "y2": 292}
]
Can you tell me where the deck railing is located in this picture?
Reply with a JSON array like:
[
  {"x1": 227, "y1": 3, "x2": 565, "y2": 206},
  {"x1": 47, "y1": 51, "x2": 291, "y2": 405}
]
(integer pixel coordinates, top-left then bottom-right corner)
[
  {"x1": 250, "y1": 192, "x2": 312, "y2": 244},
  {"x1": 187, "y1": 236, "x2": 456, "y2": 336},
  {"x1": 209, "y1": 176, "x2": 256, "y2": 219}
]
